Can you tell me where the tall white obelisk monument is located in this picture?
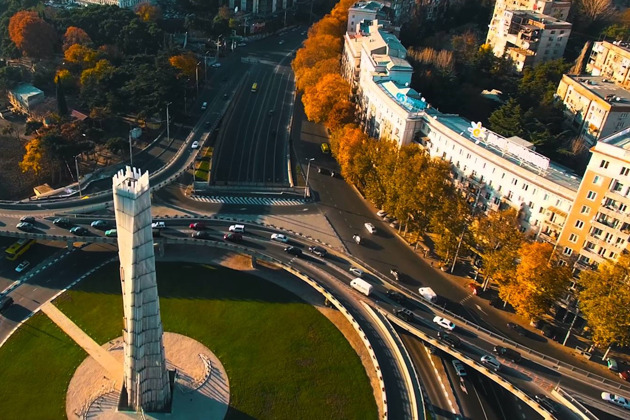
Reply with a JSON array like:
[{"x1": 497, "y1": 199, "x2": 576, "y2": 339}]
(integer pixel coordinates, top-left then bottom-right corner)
[{"x1": 112, "y1": 166, "x2": 172, "y2": 412}]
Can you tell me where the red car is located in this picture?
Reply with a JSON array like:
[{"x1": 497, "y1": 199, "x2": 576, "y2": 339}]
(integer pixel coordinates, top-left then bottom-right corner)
[
  {"x1": 620, "y1": 370, "x2": 630, "y2": 381},
  {"x1": 189, "y1": 222, "x2": 206, "y2": 230},
  {"x1": 223, "y1": 232, "x2": 242, "y2": 242},
  {"x1": 468, "y1": 282, "x2": 482, "y2": 295}
]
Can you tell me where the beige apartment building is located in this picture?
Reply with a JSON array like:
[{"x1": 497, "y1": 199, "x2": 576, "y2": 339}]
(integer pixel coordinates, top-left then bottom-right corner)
[
  {"x1": 556, "y1": 74, "x2": 630, "y2": 145},
  {"x1": 586, "y1": 40, "x2": 630, "y2": 88},
  {"x1": 557, "y1": 127, "x2": 630, "y2": 271}
]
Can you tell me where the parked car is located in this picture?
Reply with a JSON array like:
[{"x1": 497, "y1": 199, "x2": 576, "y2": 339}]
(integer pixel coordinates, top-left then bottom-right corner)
[
  {"x1": 534, "y1": 394, "x2": 558, "y2": 414},
  {"x1": 386, "y1": 290, "x2": 406, "y2": 304},
  {"x1": 507, "y1": 322, "x2": 527, "y2": 336},
  {"x1": 192, "y1": 231, "x2": 212, "y2": 240},
  {"x1": 601, "y1": 392, "x2": 630, "y2": 409},
  {"x1": 493, "y1": 345, "x2": 522, "y2": 362},
  {"x1": 467, "y1": 282, "x2": 481, "y2": 295},
  {"x1": 105, "y1": 229, "x2": 117, "y2": 237},
  {"x1": 377, "y1": 210, "x2": 387, "y2": 218},
  {"x1": 20, "y1": 216, "x2": 35, "y2": 223},
  {"x1": 53, "y1": 217, "x2": 72, "y2": 228},
  {"x1": 90, "y1": 220, "x2": 108, "y2": 229},
  {"x1": 16, "y1": 222, "x2": 33, "y2": 231},
  {"x1": 480, "y1": 355, "x2": 501, "y2": 372},
  {"x1": 433, "y1": 316, "x2": 456, "y2": 331},
  {"x1": 393, "y1": 307, "x2": 414, "y2": 321},
  {"x1": 0, "y1": 296, "x2": 14, "y2": 313},
  {"x1": 191, "y1": 141, "x2": 200, "y2": 149},
  {"x1": 15, "y1": 260, "x2": 30, "y2": 273},
  {"x1": 223, "y1": 232, "x2": 242, "y2": 242},
  {"x1": 619, "y1": 370, "x2": 630, "y2": 381},
  {"x1": 308, "y1": 246, "x2": 327, "y2": 257},
  {"x1": 317, "y1": 167, "x2": 331, "y2": 175},
  {"x1": 607, "y1": 358, "x2": 620, "y2": 372},
  {"x1": 452, "y1": 360, "x2": 467, "y2": 377},
  {"x1": 271, "y1": 233, "x2": 289, "y2": 243},
  {"x1": 70, "y1": 226, "x2": 88, "y2": 236},
  {"x1": 152, "y1": 221, "x2": 166, "y2": 229},
  {"x1": 437, "y1": 331, "x2": 461, "y2": 348},
  {"x1": 284, "y1": 246, "x2": 302, "y2": 257},
  {"x1": 349, "y1": 267, "x2": 364, "y2": 277},
  {"x1": 364, "y1": 223, "x2": 376, "y2": 234},
  {"x1": 189, "y1": 222, "x2": 207, "y2": 231}
]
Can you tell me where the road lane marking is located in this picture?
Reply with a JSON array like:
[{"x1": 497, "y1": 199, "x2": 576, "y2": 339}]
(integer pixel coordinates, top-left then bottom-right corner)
[{"x1": 423, "y1": 346, "x2": 457, "y2": 414}]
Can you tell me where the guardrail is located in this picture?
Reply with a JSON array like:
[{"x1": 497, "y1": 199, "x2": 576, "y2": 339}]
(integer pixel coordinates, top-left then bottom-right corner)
[{"x1": 552, "y1": 386, "x2": 598, "y2": 420}]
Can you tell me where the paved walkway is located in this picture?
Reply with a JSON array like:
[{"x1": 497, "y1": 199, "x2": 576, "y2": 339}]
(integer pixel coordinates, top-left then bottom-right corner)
[{"x1": 41, "y1": 302, "x2": 123, "y2": 385}]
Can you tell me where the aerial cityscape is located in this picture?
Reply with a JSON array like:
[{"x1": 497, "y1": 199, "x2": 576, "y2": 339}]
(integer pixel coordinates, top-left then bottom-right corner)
[{"x1": 1, "y1": 0, "x2": 630, "y2": 419}]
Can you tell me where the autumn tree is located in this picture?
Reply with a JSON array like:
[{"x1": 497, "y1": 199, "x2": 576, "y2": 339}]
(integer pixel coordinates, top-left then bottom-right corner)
[
  {"x1": 62, "y1": 26, "x2": 92, "y2": 51},
  {"x1": 64, "y1": 44, "x2": 99, "y2": 68},
  {"x1": 8, "y1": 11, "x2": 57, "y2": 57},
  {"x1": 329, "y1": 124, "x2": 366, "y2": 182},
  {"x1": 302, "y1": 73, "x2": 350, "y2": 123},
  {"x1": 295, "y1": 57, "x2": 340, "y2": 93},
  {"x1": 431, "y1": 192, "x2": 471, "y2": 264},
  {"x1": 579, "y1": 254, "x2": 630, "y2": 348},
  {"x1": 500, "y1": 242, "x2": 571, "y2": 319},
  {"x1": 135, "y1": 2, "x2": 162, "y2": 22},
  {"x1": 326, "y1": 99, "x2": 355, "y2": 132},
  {"x1": 19, "y1": 138, "x2": 44, "y2": 175},
  {"x1": 169, "y1": 53, "x2": 198, "y2": 79}
]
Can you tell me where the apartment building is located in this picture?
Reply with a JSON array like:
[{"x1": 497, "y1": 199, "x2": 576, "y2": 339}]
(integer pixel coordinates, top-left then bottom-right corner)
[
  {"x1": 75, "y1": 0, "x2": 145, "y2": 7},
  {"x1": 556, "y1": 74, "x2": 630, "y2": 146},
  {"x1": 557, "y1": 127, "x2": 630, "y2": 271},
  {"x1": 228, "y1": 0, "x2": 296, "y2": 14},
  {"x1": 586, "y1": 40, "x2": 630, "y2": 88},
  {"x1": 416, "y1": 115, "x2": 579, "y2": 235}
]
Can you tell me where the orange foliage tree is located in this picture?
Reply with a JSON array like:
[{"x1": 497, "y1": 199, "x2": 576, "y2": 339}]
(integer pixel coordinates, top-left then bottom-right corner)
[
  {"x1": 168, "y1": 53, "x2": 198, "y2": 79},
  {"x1": 302, "y1": 73, "x2": 351, "y2": 124},
  {"x1": 295, "y1": 57, "x2": 340, "y2": 93},
  {"x1": 9, "y1": 11, "x2": 57, "y2": 57},
  {"x1": 64, "y1": 44, "x2": 99, "y2": 68},
  {"x1": 135, "y1": 2, "x2": 162, "y2": 22},
  {"x1": 329, "y1": 124, "x2": 366, "y2": 180},
  {"x1": 62, "y1": 26, "x2": 92, "y2": 51}
]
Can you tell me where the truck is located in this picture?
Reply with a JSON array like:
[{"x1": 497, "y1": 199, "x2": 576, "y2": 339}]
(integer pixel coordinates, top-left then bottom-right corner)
[
  {"x1": 418, "y1": 287, "x2": 438, "y2": 303},
  {"x1": 351, "y1": 278, "x2": 373, "y2": 296}
]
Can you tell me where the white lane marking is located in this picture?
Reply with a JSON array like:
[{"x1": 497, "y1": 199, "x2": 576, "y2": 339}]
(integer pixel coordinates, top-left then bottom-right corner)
[
  {"x1": 475, "y1": 304, "x2": 487, "y2": 315},
  {"x1": 472, "y1": 382, "x2": 490, "y2": 420},
  {"x1": 423, "y1": 346, "x2": 457, "y2": 414}
]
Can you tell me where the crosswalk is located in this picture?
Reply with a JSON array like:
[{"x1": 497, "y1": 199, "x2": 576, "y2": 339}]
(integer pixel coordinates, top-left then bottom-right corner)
[{"x1": 191, "y1": 195, "x2": 305, "y2": 206}]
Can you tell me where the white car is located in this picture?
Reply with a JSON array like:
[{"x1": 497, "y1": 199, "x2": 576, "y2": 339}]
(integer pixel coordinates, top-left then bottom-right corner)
[
  {"x1": 191, "y1": 141, "x2": 200, "y2": 149},
  {"x1": 151, "y1": 221, "x2": 166, "y2": 229},
  {"x1": 601, "y1": 392, "x2": 630, "y2": 409},
  {"x1": 211, "y1": 62, "x2": 221, "y2": 68},
  {"x1": 364, "y1": 222, "x2": 376, "y2": 234},
  {"x1": 278, "y1": 40, "x2": 285, "y2": 45},
  {"x1": 349, "y1": 267, "x2": 364, "y2": 277},
  {"x1": 433, "y1": 316, "x2": 456, "y2": 331},
  {"x1": 481, "y1": 355, "x2": 501, "y2": 372},
  {"x1": 271, "y1": 233, "x2": 288, "y2": 243},
  {"x1": 15, "y1": 260, "x2": 30, "y2": 273},
  {"x1": 376, "y1": 210, "x2": 387, "y2": 218}
]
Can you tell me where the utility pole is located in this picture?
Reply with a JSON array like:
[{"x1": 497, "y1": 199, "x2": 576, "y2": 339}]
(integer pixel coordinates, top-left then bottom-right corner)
[
  {"x1": 195, "y1": 62, "x2": 200, "y2": 97},
  {"x1": 74, "y1": 154, "x2": 82, "y2": 198},
  {"x1": 304, "y1": 158, "x2": 314, "y2": 199},
  {"x1": 166, "y1": 102, "x2": 172, "y2": 144}
]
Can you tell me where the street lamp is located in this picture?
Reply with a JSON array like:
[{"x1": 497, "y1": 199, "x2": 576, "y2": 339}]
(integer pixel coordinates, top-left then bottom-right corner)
[
  {"x1": 166, "y1": 102, "x2": 172, "y2": 144},
  {"x1": 304, "y1": 158, "x2": 315, "y2": 199},
  {"x1": 196, "y1": 62, "x2": 200, "y2": 97},
  {"x1": 128, "y1": 127, "x2": 134, "y2": 166},
  {"x1": 74, "y1": 154, "x2": 82, "y2": 198}
]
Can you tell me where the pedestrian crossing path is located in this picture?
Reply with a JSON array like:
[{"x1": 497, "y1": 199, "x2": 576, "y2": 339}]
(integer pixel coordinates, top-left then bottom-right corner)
[{"x1": 191, "y1": 195, "x2": 305, "y2": 206}]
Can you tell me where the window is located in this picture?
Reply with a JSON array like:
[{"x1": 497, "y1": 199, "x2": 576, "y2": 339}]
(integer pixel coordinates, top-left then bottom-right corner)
[
  {"x1": 600, "y1": 159, "x2": 610, "y2": 169},
  {"x1": 522, "y1": 183, "x2": 529, "y2": 191},
  {"x1": 591, "y1": 227, "x2": 603, "y2": 237},
  {"x1": 569, "y1": 233, "x2": 578, "y2": 243},
  {"x1": 575, "y1": 220, "x2": 584, "y2": 229},
  {"x1": 593, "y1": 175, "x2": 602, "y2": 184},
  {"x1": 586, "y1": 191, "x2": 597, "y2": 200},
  {"x1": 609, "y1": 251, "x2": 618, "y2": 259},
  {"x1": 512, "y1": 178, "x2": 518, "y2": 186},
  {"x1": 580, "y1": 205, "x2": 590, "y2": 215},
  {"x1": 563, "y1": 248, "x2": 573, "y2": 256},
  {"x1": 585, "y1": 241, "x2": 596, "y2": 250},
  {"x1": 622, "y1": 167, "x2": 630, "y2": 176}
]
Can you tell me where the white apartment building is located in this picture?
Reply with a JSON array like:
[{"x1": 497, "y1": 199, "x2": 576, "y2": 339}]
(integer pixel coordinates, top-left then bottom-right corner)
[
  {"x1": 587, "y1": 40, "x2": 630, "y2": 88},
  {"x1": 347, "y1": 1, "x2": 388, "y2": 36},
  {"x1": 556, "y1": 74, "x2": 630, "y2": 145},
  {"x1": 75, "y1": 0, "x2": 145, "y2": 7},
  {"x1": 415, "y1": 114, "x2": 580, "y2": 234}
]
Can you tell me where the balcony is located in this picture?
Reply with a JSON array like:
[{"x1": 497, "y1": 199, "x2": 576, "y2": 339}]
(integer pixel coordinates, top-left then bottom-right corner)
[
  {"x1": 579, "y1": 247, "x2": 606, "y2": 265},
  {"x1": 598, "y1": 203, "x2": 630, "y2": 223},
  {"x1": 605, "y1": 189, "x2": 630, "y2": 207}
]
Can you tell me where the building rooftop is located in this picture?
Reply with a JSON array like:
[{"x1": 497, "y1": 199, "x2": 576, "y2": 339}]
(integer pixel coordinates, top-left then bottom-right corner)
[
  {"x1": 601, "y1": 126, "x2": 630, "y2": 149},
  {"x1": 565, "y1": 74, "x2": 630, "y2": 106},
  {"x1": 510, "y1": 10, "x2": 571, "y2": 26},
  {"x1": 378, "y1": 80, "x2": 427, "y2": 114},
  {"x1": 11, "y1": 83, "x2": 43, "y2": 98},
  {"x1": 350, "y1": 1, "x2": 384, "y2": 12},
  {"x1": 426, "y1": 111, "x2": 581, "y2": 191}
]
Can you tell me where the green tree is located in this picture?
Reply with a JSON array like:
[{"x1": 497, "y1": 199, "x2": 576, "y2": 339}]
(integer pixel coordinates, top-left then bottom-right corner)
[
  {"x1": 579, "y1": 254, "x2": 630, "y2": 348},
  {"x1": 431, "y1": 192, "x2": 471, "y2": 265},
  {"x1": 488, "y1": 98, "x2": 525, "y2": 138}
]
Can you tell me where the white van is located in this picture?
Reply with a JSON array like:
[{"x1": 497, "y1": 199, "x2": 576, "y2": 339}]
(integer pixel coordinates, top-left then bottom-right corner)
[
  {"x1": 228, "y1": 224, "x2": 245, "y2": 233},
  {"x1": 350, "y1": 278, "x2": 373, "y2": 296}
]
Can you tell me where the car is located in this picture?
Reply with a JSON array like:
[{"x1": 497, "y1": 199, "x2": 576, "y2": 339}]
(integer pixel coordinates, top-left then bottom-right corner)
[
  {"x1": 189, "y1": 222, "x2": 206, "y2": 230},
  {"x1": 53, "y1": 217, "x2": 72, "y2": 227},
  {"x1": 377, "y1": 210, "x2": 387, "y2": 218},
  {"x1": 349, "y1": 267, "x2": 364, "y2": 277},
  {"x1": 284, "y1": 246, "x2": 302, "y2": 257},
  {"x1": 228, "y1": 224, "x2": 245, "y2": 233},
  {"x1": 223, "y1": 232, "x2": 242, "y2": 242},
  {"x1": 278, "y1": 40, "x2": 285, "y2": 45},
  {"x1": 364, "y1": 223, "x2": 376, "y2": 234},
  {"x1": 20, "y1": 216, "x2": 35, "y2": 223},
  {"x1": 211, "y1": 63, "x2": 221, "y2": 68},
  {"x1": 308, "y1": 246, "x2": 327, "y2": 257},
  {"x1": 191, "y1": 141, "x2": 200, "y2": 149},
  {"x1": 192, "y1": 231, "x2": 212, "y2": 240},
  {"x1": 152, "y1": 222, "x2": 166, "y2": 229},
  {"x1": 534, "y1": 394, "x2": 558, "y2": 414},
  {"x1": 271, "y1": 233, "x2": 289, "y2": 243},
  {"x1": 223, "y1": 93, "x2": 228, "y2": 100},
  {"x1": 16, "y1": 222, "x2": 34, "y2": 231},
  {"x1": 467, "y1": 282, "x2": 481, "y2": 295},
  {"x1": 15, "y1": 260, "x2": 30, "y2": 273},
  {"x1": 317, "y1": 167, "x2": 331, "y2": 175},
  {"x1": 620, "y1": 370, "x2": 630, "y2": 381},
  {"x1": 320, "y1": 142, "x2": 330, "y2": 154},
  {"x1": 390, "y1": 268, "x2": 400, "y2": 281},
  {"x1": 237, "y1": 42, "x2": 247, "y2": 47},
  {"x1": 493, "y1": 345, "x2": 522, "y2": 362},
  {"x1": 607, "y1": 358, "x2": 620, "y2": 372},
  {"x1": 480, "y1": 355, "x2": 501, "y2": 372},
  {"x1": 70, "y1": 226, "x2": 88, "y2": 236},
  {"x1": 452, "y1": 360, "x2": 467, "y2": 377},
  {"x1": 353, "y1": 234, "x2": 361, "y2": 244},
  {"x1": 389, "y1": 220, "x2": 399, "y2": 228},
  {"x1": 393, "y1": 307, "x2": 414, "y2": 321},
  {"x1": 201, "y1": 102, "x2": 208, "y2": 110},
  {"x1": 507, "y1": 322, "x2": 527, "y2": 336},
  {"x1": 601, "y1": 392, "x2": 630, "y2": 409},
  {"x1": 90, "y1": 220, "x2": 108, "y2": 229},
  {"x1": 0, "y1": 296, "x2": 14, "y2": 313},
  {"x1": 437, "y1": 331, "x2": 461, "y2": 348},
  {"x1": 105, "y1": 229, "x2": 117, "y2": 237},
  {"x1": 433, "y1": 316, "x2": 456, "y2": 331},
  {"x1": 541, "y1": 324, "x2": 558, "y2": 340},
  {"x1": 386, "y1": 289, "x2": 406, "y2": 304}
]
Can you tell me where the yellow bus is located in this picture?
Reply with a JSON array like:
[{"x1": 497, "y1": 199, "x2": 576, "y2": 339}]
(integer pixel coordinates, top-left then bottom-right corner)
[
  {"x1": 251, "y1": 82, "x2": 258, "y2": 92},
  {"x1": 5, "y1": 238, "x2": 35, "y2": 261}
]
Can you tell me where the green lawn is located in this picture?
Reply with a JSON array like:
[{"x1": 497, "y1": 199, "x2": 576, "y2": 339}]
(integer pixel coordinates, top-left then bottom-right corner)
[{"x1": 0, "y1": 262, "x2": 377, "y2": 420}]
